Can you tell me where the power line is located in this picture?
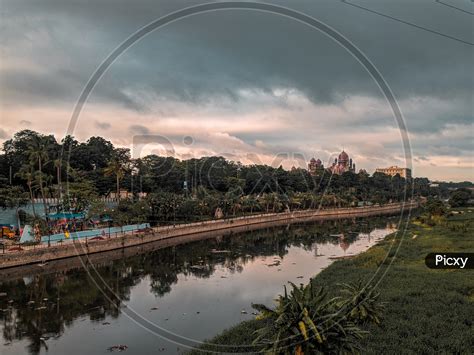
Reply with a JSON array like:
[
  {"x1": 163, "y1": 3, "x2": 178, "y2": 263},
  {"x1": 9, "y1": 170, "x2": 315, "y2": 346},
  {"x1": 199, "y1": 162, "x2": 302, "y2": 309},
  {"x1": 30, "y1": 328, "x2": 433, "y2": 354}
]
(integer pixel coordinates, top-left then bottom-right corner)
[
  {"x1": 435, "y1": 0, "x2": 474, "y2": 16},
  {"x1": 341, "y1": 0, "x2": 473, "y2": 46}
]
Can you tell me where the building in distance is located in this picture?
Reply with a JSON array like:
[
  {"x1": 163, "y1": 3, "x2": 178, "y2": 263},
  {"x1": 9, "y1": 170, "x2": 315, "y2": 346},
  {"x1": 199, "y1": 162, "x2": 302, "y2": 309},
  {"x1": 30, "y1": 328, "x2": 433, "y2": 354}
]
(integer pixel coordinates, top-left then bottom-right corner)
[
  {"x1": 308, "y1": 158, "x2": 324, "y2": 175},
  {"x1": 308, "y1": 150, "x2": 356, "y2": 175},
  {"x1": 328, "y1": 150, "x2": 356, "y2": 175},
  {"x1": 375, "y1": 166, "x2": 412, "y2": 179}
]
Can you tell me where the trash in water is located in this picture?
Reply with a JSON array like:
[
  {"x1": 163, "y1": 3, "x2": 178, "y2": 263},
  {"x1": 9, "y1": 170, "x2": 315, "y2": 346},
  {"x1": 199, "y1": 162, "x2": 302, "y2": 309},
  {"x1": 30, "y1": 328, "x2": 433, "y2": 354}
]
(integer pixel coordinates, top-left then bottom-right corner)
[
  {"x1": 241, "y1": 310, "x2": 248, "y2": 314},
  {"x1": 107, "y1": 344, "x2": 128, "y2": 352},
  {"x1": 150, "y1": 307, "x2": 159, "y2": 311},
  {"x1": 102, "y1": 322, "x2": 111, "y2": 325}
]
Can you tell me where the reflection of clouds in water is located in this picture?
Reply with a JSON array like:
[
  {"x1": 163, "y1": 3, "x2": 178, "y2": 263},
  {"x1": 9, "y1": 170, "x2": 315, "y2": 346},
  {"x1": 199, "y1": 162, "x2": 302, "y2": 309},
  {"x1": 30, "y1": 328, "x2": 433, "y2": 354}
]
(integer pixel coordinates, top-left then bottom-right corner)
[{"x1": 0, "y1": 217, "x2": 397, "y2": 353}]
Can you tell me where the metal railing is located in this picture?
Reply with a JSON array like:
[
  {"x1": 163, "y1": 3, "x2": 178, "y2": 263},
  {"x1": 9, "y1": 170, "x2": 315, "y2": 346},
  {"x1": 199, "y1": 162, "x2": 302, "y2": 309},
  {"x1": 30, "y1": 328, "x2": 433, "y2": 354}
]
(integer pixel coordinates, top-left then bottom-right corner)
[{"x1": 1, "y1": 227, "x2": 149, "y2": 254}]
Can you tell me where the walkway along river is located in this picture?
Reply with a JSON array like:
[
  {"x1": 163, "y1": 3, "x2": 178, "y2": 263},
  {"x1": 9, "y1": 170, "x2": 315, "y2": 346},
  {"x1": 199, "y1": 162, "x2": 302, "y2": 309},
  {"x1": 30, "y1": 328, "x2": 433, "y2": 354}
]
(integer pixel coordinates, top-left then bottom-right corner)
[{"x1": 0, "y1": 201, "x2": 418, "y2": 269}]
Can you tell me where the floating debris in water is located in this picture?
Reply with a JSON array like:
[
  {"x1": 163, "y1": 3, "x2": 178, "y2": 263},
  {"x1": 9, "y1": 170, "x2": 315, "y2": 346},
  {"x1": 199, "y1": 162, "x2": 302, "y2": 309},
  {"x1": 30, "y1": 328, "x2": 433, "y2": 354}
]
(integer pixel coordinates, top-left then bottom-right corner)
[
  {"x1": 102, "y1": 322, "x2": 111, "y2": 325},
  {"x1": 241, "y1": 310, "x2": 248, "y2": 314},
  {"x1": 35, "y1": 306, "x2": 47, "y2": 310},
  {"x1": 150, "y1": 307, "x2": 159, "y2": 311},
  {"x1": 108, "y1": 344, "x2": 128, "y2": 352},
  {"x1": 296, "y1": 276, "x2": 304, "y2": 279},
  {"x1": 266, "y1": 260, "x2": 281, "y2": 267}
]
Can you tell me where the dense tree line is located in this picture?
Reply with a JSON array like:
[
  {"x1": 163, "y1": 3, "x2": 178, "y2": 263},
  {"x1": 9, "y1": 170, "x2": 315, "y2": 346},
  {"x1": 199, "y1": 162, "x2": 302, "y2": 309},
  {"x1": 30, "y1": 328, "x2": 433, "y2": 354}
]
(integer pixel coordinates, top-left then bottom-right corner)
[{"x1": 1, "y1": 129, "x2": 468, "y2": 226}]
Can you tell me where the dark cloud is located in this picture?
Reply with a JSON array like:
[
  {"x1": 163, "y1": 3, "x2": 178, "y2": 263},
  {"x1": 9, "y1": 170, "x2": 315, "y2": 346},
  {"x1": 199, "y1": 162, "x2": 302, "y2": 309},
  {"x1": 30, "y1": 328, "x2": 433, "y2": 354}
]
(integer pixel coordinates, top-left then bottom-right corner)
[
  {"x1": 19, "y1": 120, "x2": 31, "y2": 126},
  {"x1": 0, "y1": 0, "x2": 472, "y2": 180},
  {"x1": 2, "y1": 1, "x2": 472, "y2": 112},
  {"x1": 129, "y1": 124, "x2": 150, "y2": 135},
  {"x1": 95, "y1": 121, "x2": 111, "y2": 130}
]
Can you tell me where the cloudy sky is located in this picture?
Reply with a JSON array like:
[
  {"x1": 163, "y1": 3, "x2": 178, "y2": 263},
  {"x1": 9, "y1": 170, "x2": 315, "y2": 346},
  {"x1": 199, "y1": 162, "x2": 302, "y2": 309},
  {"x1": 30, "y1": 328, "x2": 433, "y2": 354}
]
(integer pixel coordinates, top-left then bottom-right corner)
[{"x1": 0, "y1": 0, "x2": 472, "y2": 181}]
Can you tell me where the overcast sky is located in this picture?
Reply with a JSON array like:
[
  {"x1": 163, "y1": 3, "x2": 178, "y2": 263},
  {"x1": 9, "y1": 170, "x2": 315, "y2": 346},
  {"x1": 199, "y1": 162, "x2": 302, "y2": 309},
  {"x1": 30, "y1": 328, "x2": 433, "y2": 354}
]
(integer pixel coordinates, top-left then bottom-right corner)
[{"x1": 1, "y1": 0, "x2": 472, "y2": 181}]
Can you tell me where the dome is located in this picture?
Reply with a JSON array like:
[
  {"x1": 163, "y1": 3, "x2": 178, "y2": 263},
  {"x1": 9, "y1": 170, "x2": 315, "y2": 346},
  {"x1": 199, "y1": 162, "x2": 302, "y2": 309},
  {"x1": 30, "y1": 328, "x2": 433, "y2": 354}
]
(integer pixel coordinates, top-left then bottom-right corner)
[
  {"x1": 316, "y1": 159, "x2": 322, "y2": 164},
  {"x1": 338, "y1": 150, "x2": 349, "y2": 162}
]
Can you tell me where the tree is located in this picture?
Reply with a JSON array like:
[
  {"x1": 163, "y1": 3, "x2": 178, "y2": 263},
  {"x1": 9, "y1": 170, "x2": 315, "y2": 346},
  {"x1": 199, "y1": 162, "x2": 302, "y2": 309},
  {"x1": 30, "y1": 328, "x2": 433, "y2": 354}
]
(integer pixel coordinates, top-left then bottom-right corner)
[
  {"x1": 27, "y1": 135, "x2": 51, "y2": 218},
  {"x1": 16, "y1": 164, "x2": 37, "y2": 217},
  {"x1": 104, "y1": 149, "x2": 130, "y2": 199},
  {"x1": 425, "y1": 198, "x2": 446, "y2": 216},
  {"x1": 64, "y1": 179, "x2": 99, "y2": 212},
  {"x1": 449, "y1": 188, "x2": 471, "y2": 208}
]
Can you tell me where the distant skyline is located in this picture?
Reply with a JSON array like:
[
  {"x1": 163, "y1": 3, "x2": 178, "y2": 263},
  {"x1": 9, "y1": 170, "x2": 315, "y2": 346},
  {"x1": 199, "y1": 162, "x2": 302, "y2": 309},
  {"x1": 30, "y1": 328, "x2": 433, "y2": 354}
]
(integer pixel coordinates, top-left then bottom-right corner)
[{"x1": 1, "y1": 0, "x2": 472, "y2": 182}]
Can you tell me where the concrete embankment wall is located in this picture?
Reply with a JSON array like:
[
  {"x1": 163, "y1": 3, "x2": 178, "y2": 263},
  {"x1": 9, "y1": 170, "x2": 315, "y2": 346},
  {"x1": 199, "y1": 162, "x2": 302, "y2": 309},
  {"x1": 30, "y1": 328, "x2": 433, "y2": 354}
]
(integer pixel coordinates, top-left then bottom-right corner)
[{"x1": 0, "y1": 202, "x2": 418, "y2": 269}]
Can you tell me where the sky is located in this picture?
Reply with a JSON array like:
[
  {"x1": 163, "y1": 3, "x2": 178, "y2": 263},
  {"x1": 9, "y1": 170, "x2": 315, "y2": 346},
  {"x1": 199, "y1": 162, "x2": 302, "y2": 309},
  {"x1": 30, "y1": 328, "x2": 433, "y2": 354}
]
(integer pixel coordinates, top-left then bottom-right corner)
[{"x1": 0, "y1": 0, "x2": 473, "y2": 181}]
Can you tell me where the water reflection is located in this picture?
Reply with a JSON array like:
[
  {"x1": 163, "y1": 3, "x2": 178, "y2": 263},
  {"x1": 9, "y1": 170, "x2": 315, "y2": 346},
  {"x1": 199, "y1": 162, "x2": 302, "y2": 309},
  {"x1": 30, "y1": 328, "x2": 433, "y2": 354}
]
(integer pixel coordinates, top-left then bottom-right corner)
[{"x1": 0, "y1": 217, "x2": 396, "y2": 354}]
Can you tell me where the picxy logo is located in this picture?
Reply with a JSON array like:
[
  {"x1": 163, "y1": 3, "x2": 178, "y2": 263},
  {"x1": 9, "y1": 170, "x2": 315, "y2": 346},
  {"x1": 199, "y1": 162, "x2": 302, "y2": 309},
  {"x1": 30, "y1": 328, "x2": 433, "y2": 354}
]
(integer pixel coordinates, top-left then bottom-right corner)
[{"x1": 425, "y1": 253, "x2": 473, "y2": 269}]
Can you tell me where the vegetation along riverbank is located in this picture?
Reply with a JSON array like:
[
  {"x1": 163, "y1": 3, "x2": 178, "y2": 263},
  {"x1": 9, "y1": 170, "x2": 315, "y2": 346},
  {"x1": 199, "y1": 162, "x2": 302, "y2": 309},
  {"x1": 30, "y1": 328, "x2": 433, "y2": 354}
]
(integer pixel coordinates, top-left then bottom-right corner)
[{"x1": 191, "y1": 207, "x2": 474, "y2": 354}]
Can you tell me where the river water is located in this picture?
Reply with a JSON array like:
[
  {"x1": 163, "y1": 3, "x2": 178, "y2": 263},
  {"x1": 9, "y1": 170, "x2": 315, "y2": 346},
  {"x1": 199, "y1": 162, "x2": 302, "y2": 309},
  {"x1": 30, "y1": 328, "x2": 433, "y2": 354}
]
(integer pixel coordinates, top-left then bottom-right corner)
[{"x1": 0, "y1": 216, "x2": 397, "y2": 354}]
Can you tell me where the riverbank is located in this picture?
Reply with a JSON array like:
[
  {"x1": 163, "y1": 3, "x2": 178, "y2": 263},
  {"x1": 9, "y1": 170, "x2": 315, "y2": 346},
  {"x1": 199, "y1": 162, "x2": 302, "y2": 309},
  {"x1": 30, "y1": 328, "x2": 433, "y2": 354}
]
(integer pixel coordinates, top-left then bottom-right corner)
[
  {"x1": 190, "y1": 207, "x2": 473, "y2": 354},
  {"x1": 0, "y1": 202, "x2": 417, "y2": 269}
]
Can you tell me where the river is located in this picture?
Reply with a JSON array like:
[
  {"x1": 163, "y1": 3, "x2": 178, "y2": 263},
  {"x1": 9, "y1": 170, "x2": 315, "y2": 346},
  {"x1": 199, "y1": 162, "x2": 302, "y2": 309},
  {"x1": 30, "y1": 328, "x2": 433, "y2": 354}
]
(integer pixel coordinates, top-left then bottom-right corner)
[{"x1": 0, "y1": 216, "x2": 397, "y2": 354}]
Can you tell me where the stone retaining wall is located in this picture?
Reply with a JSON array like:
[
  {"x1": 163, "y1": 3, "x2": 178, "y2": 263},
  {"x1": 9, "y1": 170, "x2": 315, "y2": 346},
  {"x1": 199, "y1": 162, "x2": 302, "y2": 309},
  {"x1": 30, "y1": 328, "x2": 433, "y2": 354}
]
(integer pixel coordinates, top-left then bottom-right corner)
[{"x1": 0, "y1": 201, "x2": 418, "y2": 269}]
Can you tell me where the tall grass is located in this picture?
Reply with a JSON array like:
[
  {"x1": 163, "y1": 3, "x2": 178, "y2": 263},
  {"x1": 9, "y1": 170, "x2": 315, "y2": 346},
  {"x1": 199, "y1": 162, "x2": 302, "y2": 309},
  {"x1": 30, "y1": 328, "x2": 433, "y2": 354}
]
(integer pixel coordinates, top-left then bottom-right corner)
[{"x1": 190, "y1": 209, "x2": 474, "y2": 354}]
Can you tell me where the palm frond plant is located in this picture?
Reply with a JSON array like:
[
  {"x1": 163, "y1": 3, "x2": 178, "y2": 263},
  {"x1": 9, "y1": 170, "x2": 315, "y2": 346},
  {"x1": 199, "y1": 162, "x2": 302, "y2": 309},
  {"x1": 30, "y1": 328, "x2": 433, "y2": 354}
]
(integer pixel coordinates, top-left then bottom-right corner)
[
  {"x1": 252, "y1": 280, "x2": 370, "y2": 354},
  {"x1": 335, "y1": 280, "x2": 385, "y2": 326}
]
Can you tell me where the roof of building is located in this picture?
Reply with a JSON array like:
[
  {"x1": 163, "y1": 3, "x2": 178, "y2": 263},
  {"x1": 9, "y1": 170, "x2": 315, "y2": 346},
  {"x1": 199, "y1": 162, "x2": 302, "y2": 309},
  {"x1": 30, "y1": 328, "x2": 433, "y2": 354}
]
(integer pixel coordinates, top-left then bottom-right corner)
[{"x1": 338, "y1": 150, "x2": 349, "y2": 162}]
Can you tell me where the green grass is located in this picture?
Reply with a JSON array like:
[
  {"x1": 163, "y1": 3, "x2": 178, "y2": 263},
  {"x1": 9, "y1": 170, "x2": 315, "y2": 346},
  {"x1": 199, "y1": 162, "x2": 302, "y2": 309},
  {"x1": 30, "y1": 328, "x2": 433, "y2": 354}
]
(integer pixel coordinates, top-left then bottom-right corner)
[{"x1": 190, "y1": 209, "x2": 474, "y2": 354}]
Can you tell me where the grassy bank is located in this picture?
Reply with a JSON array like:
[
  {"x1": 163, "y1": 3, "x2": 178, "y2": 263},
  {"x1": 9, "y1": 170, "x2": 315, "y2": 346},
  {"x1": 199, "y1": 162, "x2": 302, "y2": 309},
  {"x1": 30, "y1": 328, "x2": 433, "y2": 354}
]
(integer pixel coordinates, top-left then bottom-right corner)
[{"x1": 191, "y1": 208, "x2": 474, "y2": 354}]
